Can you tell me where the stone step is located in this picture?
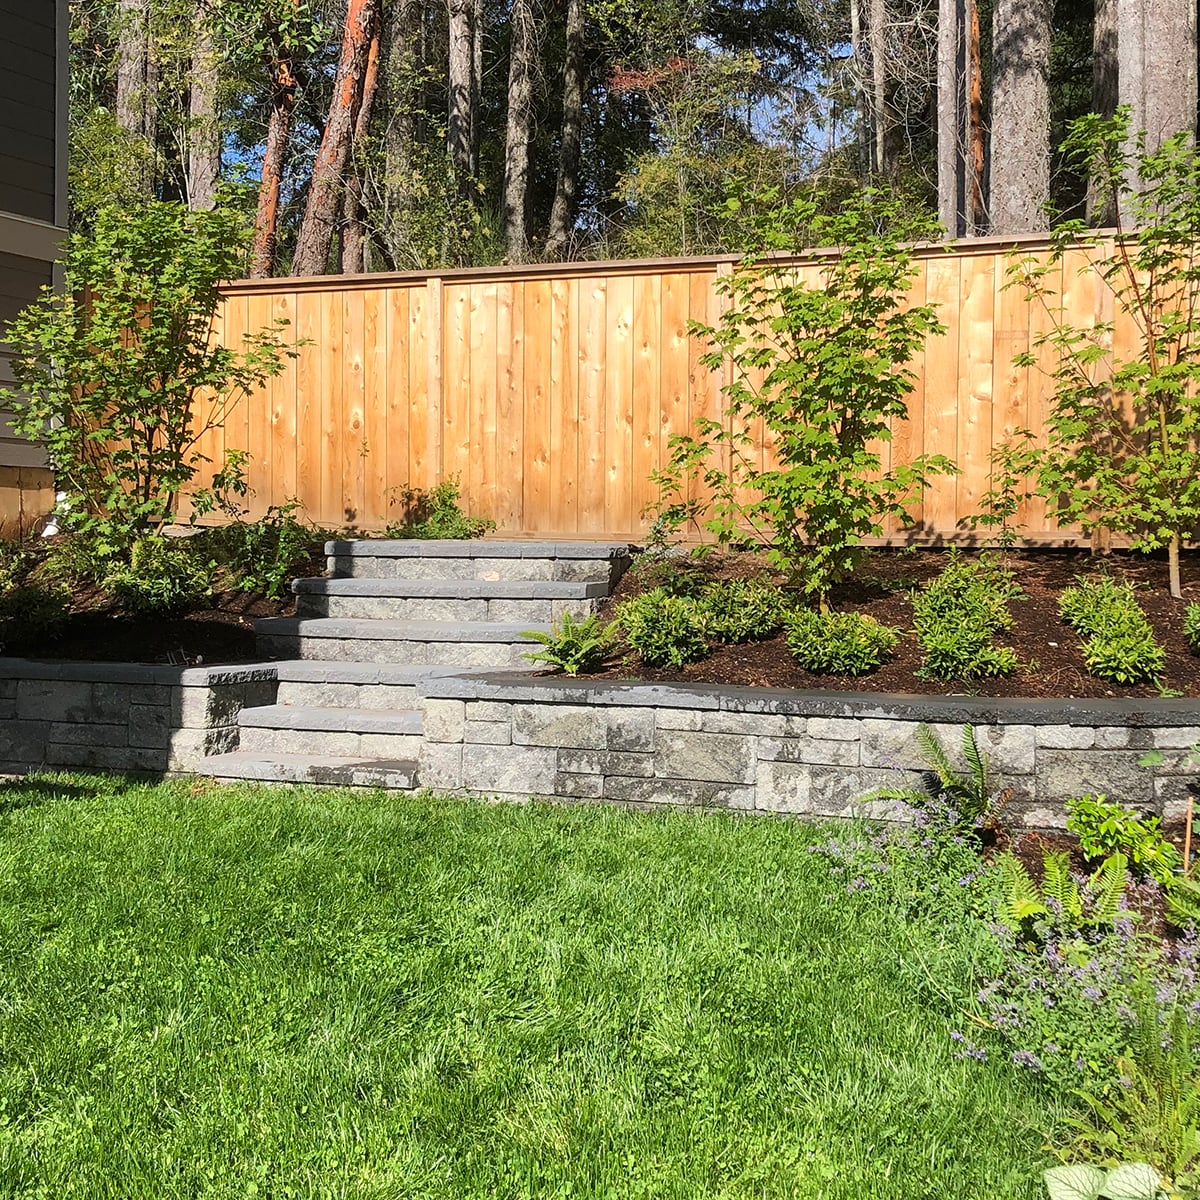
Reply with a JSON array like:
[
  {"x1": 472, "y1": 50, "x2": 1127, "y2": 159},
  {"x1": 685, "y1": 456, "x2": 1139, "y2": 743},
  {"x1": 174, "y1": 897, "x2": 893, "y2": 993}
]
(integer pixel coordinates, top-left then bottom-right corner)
[
  {"x1": 293, "y1": 577, "x2": 607, "y2": 622},
  {"x1": 201, "y1": 751, "x2": 419, "y2": 790},
  {"x1": 236, "y1": 703, "x2": 424, "y2": 758},
  {"x1": 326, "y1": 539, "x2": 633, "y2": 585},
  {"x1": 256, "y1": 617, "x2": 550, "y2": 668},
  {"x1": 273, "y1": 661, "x2": 476, "y2": 709}
]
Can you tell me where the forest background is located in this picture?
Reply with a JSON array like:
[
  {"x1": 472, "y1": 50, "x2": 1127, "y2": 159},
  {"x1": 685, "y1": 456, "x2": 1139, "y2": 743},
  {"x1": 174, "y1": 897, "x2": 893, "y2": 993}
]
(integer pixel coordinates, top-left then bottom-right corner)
[{"x1": 70, "y1": 0, "x2": 1199, "y2": 278}]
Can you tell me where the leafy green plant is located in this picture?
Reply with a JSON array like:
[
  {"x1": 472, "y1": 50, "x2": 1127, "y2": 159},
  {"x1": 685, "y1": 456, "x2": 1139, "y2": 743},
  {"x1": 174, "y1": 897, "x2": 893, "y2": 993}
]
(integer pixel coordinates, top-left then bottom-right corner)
[
  {"x1": 616, "y1": 588, "x2": 709, "y2": 667},
  {"x1": 0, "y1": 583, "x2": 69, "y2": 650},
  {"x1": 1067, "y1": 794, "x2": 1181, "y2": 886},
  {"x1": 1043, "y1": 1162, "x2": 1167, "y2": 1200},
  {"x1": 995, "y1": 850, "x2": 1130, "y2": 940},
  {"x1": 911, "y1": 552, "x2": 1021, "y2": 681},
  {"x1": 1184, "y1": 605, "x2": 1200, "y2": 655},
  {"x1": 383, "y1": 480, "x2": 495, "y2": 540},
  {"x1": 696, "y1": 576, "x2": 788, "y2": 643},
  {"x1": 1059, "y1": 577, "x2": 1166, "y2": 686},
  {"x1": 0, "y1": 203, "x2": 296, "y2": 558},
  {"x1": 867, "y1": 723, "x2": 1007, "y2": 832},
  {"x1": 648, "y1": 188, "x2": 955, "y2": 609},
  {"x1": 521, "y1": 612, "x2": 618, "y2": 676},
  {"x1": 782, "y1": 609, "x2": 901, "y2": 676},
  {"x1": 1008, "y1": 108, "x2": 1200, "y2": 599},
  {"x1": 964, "y1": 430, "x2": 1040, "y2": 551},
  {"x1": 103, "y1": 536, "x2": 212, "y2": 616},
  {"x1": 213, "y1": 502, "x2": 319, "y2": 600}
]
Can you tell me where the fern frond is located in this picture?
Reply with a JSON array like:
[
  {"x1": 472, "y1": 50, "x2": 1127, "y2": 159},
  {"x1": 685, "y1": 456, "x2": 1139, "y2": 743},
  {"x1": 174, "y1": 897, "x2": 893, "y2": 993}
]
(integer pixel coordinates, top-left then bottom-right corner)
[
  {"x1": 916, "y1": 723, "x2": 956, "y2": 789},
  {"x1": 960, "y1": 724, "x2": 989, "y2": 802},
  {"x1": 1042, "y1": 851, "x2": 1083, "y2": 923},
  {"x1": 1086, "y1": 852, "x2": 1129, "y2": 927},
  {"x1": 996, "y1": 852, "x2": 1046, "y2": 928}
]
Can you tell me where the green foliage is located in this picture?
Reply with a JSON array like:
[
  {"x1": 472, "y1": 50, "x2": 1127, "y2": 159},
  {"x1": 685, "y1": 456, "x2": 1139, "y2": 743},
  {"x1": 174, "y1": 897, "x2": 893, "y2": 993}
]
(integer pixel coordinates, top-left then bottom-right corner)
[
  {"x1": 616, "y1": 588, "x2": 709, "y2": 667},
  {"x1": 383, "y1": 480, "x2": 495, "y2": 540},
  {"x1": 696, "y1": 576, "x2": 788, "y2": 643},
  {"x1": 911, "y1": 552, "x2": 1021, "y2": 681},
  {"x1": 995, "y1": 851, "x2": 1130, "y2": 941},
  {"x1": 649, "y1": 189, "x2": 955, "y2": 608},
  {"x1": 1184, "y1": 605, "x2": 1200, "y2": 655},
  {"x1": 1009, "y1": 108, "x2": 1200, "y2": 598},
  {"x1": 0, "y1": 540, "x2": 32, "y2": 593},
  {"x1": 212, "y1": 502, "x2": 318, "y2": 600},
  {"x1": 964, "y1": 430, "x2": 1040, "y2": 550},
  {"x1": 103, "y1": 536, "x2": 212, "y2": 616},
  {"x1": 1059, "y1": 577, "x2": 1166, "y2": 686},
  {"x1": 1043, "y1": 1162, "x2": 1166, "y2": 1200},
  {"x1": 0, "y1": 583, "x2": 69, "y2": 650},
  {"x1": 521, "y1": 612, "x2": 618, "y2": 676},
  {"x1": 0, "y1": 203, "x2": 295, "y2": 556},
  {"x1": 782, "y1": 609, "x2": 901, "y2": 676},
  {"x1": 1067, "y1": 794, "x2": 1181, "y2": 887}
]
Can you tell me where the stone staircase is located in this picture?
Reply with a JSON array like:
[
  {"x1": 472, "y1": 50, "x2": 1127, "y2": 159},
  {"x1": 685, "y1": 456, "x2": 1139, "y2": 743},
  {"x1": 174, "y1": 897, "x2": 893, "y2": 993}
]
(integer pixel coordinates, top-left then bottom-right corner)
[{"x1": 200, "y1": 540, "x2": 632, "y2": 788}]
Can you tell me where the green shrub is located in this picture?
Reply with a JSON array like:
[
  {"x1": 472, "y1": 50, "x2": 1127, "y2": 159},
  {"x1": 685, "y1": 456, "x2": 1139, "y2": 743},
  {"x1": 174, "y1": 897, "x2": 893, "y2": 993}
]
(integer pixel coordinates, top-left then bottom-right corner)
[
  {"x1": 1184, "y1": 603, "x2": 1200, "y2": 654},
  {"x1": 104, "y1": 536, "x2": 211, "y2": 615},
  {"x1": 521, "y1": 612, "x2": 617, "y2": 676},
  {"x1": 384, "y1": 480, "x2": 495, "y2": 540},
  {"x1": 783, "y1": 609, "x2": 901, "y2": 676},
  {"x1": 616, "y1": 589, "x2": 709, "y2": 667},
  {"x1": 0, "y1": 539, "x2": 31, "y2": 592},
  {"x1": 697, "y1": 577, "x2": 788, "y2": 643},
  {"x1": 0, "y1": 582, "x2": 68, "y2": 649},
  {"x1": 1066, "y1": 793, "x2": 1181, "y2": 885},
  {"x1": 912, "y1": 552, "x2": 1020, "y2": 681},
  {"x1": 213, "y1": 502, "x2": 318, "y2": 600},
  {"x1": 1059, "y1": 577, "x2": 1166, "y2": 685}
]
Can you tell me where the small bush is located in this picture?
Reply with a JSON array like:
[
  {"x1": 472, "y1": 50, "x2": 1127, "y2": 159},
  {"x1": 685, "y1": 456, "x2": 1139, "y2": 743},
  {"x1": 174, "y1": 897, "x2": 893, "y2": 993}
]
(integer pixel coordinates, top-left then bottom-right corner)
[
  {"x1": 1066, "y1": 793, "x2": 1181, "y2": 885},
  {"x1": 0, "y1": 582, "x2": 68, "y2": 649},
  {"x1": 521, "y1": 612, "x2": 617, "y2": 675},
  {"x1": 1059, "y1": 576, "x2": 1166, "y2": 685},
  {"x1": 213, "y1": 502, "x2": 318, "y2": 600},
  {"x1": 783, "y1": 609, "x2": 901, "y2": 676},
  {"x1": 616, "y1": 589, "x2": 709, "y2": 667},
  {"x1": 1184, "y1": 603, "x2": 1200, "y2": 654},
  {"x1": 912, "y1": 552, "x2": 1020, "y2": 680},
  {"x1": 104, "y1": 536, "x2": 211, "y2": 615},
  {"x1": 697, "y1": 577, "x2": 788, "y2": 643},
  {"x1": 384, "y1": 480, "x2": 495, "y2": 540}
]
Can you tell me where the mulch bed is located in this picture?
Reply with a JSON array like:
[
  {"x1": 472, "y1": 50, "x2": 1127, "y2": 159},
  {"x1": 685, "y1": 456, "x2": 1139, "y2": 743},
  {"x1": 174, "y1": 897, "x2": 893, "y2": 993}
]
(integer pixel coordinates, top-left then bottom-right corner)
[{"x1": 590, "y1": 547, "x2": 1200, "y2": 699}]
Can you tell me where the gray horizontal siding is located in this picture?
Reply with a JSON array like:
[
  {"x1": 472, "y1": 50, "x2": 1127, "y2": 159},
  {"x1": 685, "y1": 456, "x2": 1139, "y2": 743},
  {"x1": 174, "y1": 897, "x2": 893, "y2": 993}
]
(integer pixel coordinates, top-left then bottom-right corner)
[
  {"x1": 0, "y1": 0, "x2": 58, "y2": 223},
  {"x1": 0, "y1": 250, "x2": 51, "y2": 470}
]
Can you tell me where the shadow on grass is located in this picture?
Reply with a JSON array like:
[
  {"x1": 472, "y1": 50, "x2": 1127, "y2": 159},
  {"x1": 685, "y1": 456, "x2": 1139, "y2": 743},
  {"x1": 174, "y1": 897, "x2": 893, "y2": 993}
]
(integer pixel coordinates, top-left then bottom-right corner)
[{"x1": 0, "y1": 773, "x2": 117, "y2": 816}]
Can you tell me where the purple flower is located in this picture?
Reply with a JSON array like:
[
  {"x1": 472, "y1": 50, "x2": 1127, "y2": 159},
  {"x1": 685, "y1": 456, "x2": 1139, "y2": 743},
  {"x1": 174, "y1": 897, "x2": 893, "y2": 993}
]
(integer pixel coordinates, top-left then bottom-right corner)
[
  {"x1": 1083, "y1": 986, "x2": 1103, "y2": 1003},
  {"x1": 847, "y1": 876, "x2": 869, "y2": 893},
  {"x1": 1012, "y1": 1050, "x2": 1043, "y2": 1071}
]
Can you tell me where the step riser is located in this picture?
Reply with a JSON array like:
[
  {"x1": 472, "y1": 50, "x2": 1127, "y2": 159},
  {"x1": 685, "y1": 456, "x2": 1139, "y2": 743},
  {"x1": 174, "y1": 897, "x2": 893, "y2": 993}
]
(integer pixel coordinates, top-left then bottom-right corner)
[
  {"x1": 260, "y1": 636, "x2": 535, "y2": 668},
  {"x1": 296, "y1": 595, "x2": 601, "y2": 622},
  {"x1": 327, "y1": 555, "x2": 626, "y2": 586},
  {"x1": 274, "y1": 681, "x2": 422, "y2": 708},
  {"x1": 237, "y1": 727, "x2": 424, "y2": 759},
  {"x1": 204, "y1": 756, "x2": 418, "y2": 789}
]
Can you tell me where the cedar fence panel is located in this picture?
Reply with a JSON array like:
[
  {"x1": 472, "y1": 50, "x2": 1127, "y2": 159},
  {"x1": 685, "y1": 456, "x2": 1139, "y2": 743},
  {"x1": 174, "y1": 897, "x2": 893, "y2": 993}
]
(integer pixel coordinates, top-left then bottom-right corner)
[{"x1": 193, "y1": 236, "x2": 1122, "y2": 543}]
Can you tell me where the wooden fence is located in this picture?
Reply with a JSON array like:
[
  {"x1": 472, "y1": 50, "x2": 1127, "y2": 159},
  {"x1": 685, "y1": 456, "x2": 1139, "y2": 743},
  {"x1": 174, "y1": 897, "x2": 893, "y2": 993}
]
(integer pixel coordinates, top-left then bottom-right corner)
[{"x1": 192, "y1": 235, "x2": 1119, "y2": 542}]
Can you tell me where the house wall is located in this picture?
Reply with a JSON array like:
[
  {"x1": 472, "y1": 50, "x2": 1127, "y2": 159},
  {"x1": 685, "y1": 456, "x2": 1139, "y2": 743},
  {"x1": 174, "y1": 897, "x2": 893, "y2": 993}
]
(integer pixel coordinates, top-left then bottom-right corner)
[{"x1": 0, "y1": 0, "x2": 67, "y2": 533}]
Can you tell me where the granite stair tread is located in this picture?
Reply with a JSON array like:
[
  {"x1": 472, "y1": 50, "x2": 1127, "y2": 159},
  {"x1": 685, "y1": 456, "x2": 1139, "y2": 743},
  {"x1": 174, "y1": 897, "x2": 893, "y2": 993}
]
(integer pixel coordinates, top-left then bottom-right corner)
[
  {"x1": 202, "y1": 751, "x2": 419, "y2": 789},
  {"x1": 237, "y1": 704, "x2": 423, "y2": 735},
  {"x1": 256, "y1": 617, "x2": 552, "y2": 642},
  {"x1": 293, "y1": 578, "x2": 608, "y2": 599},
  {"x1": 326, "y1": 539, "x2": 631, "y2": 559}
]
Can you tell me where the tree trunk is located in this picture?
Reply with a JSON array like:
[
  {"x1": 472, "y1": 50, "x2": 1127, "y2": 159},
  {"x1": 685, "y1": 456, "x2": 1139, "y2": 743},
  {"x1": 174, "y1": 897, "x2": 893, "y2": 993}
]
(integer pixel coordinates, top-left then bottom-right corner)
[
  {"x1": 936, "y1": 0, "x2": 961, "y2": 236},
  {"x1": 965, "y1": 0, "x2": 985, "y2": 234},
  {"x1": 868, "y1": 0, "x2": 887, "y2": 176},
  {"x1": 545, "y1": 0, "x2": 584, "y2": 259},
  {"x1": 850, "y1": 0, "x2": 870, "y2": 182},
  {"x1": 250, "y1": 27, "x2": 300, "y2": 278},
  {"x1": 448, "y1": 0, "x2": 474, "y2": 194},
  {"x1": 470, "y1": 0, "x2": 484, "y2": 179},
  {"x1": 502, "y1": 0, "x2": 536, "y2": 261},
  {"x1": 186, "y1": 14, "x2": 221, "y2": 211},
  {"x1": 293, "y1": 0, "x2": 380, "y2": 276},
  {"x1": 115, "y1": 0, "x2": 156, "y2": 195},
  {"x1": 988, "y1": 0, "x2": 1051, "y2": 234},
  {"x1": 1088, "y1": 0, "x2": 1119, "y2": 224},
  {"x1": 341, "y1": 12, "x2": 383, "y2": 274}
]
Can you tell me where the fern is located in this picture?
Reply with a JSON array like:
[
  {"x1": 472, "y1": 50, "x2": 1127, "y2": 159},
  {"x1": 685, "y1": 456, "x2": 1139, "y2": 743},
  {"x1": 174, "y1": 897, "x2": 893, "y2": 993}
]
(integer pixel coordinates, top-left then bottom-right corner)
[
  {"x1": 996, "y1": 852, "x2": 1047, "y2": 928},
  {"x1": 521, "y1": 612, "x2": 617, "y2": 676},
  {"x1": 916, "y1": 723, "x2": 956, "y2": 790},
  {"x1": 1042, "y1": 852, "x2": 1083, "y2": 925},
  {"x1": 1086, "y1": 852, "x2": 1131, "y2": 927}
]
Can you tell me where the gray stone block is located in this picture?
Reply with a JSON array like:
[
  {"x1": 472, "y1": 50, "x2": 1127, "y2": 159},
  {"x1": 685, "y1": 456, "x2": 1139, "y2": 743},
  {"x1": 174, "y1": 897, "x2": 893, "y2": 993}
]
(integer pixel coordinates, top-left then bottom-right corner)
[
  {"x1": 16, "y1": 679, "x2": 92, "y2": 722},
  {"x1": 423, "y1": 699, "x2": 465, "y2": 743},
  {"x1": 1037, "y1": 750, "x2": 1154, "y2": 808},
  {"x1": 129, "y1": 705, "x2": 171, "y2": 750},
  {"x1": 1035, "y1": 726, "x2": 1095, "y2": 750},
  {"x1": 860, "y1": 720, "x2": 1036, "y2": 775},
  {"x1": 603, "y1": 775, "x2": 754, "y2": 809},
  {"x1": 48, "y1": 743, "x2": 165, "y2": 772},
  {"x1": 0, "y1": 720, "x2": 47, "y2": 762},
  {"x1": 557, "y1": 747, "x2": 653, "y2": 777},
  {"x1": 416, "y1": 742, "x2": 464, "y2": 790},
  {"x1": 806, "y1": 767, "x2": 914, "y2": 820},
  {"x1": 512, "y1": 704, "x2": 606, "y2": 749},
  {"x1": 654, "y1": 731, "x2": 755, "y2": 784},
  {"x1": 607, "y1": 707, "x2": 655, "y2": 752},
  {"x1": 1152, "y1": 727, "x2": 1200, "y2": 750},
  {"x1": 755, "y1": 761, "x2": 814, "y2": 814},
  {"x1": 462, "y1": 743, "x2": 557, "y2": 795},
  {"x1": 1094, "y1": 726, "x2": 1155, "y2": 750},
  {"x1": 806, "y1": 717, "x2": 859, "y2": 741},
  {"x1": 48, "y1": 721, "x2": 128, "y2": 748},
  {"x1": 758, "y1": 736, "x2": 860, "y2": 767},
  {"x1": 556, "y1": 772, "x2": 604, "y2": 799},
  {"x1": 699, "y1": 711, "x2": 795, "y2": 737},
  {"x1": 470, "y1": 701, "x2": 518, "y2": 722},
  {"x1": 654, "y1": 708, "x2": 703, "y2": 731},
  {"x1": 464, "y1": 721, "x2": 512, "y2": 745}
]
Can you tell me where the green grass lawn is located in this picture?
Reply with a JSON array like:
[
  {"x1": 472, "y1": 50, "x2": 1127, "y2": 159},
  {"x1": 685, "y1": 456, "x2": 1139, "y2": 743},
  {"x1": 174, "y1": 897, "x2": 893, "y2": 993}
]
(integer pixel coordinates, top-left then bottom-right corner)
[{"x1": 0, "y1": 775, "x2": 1059, "y2": 1199}]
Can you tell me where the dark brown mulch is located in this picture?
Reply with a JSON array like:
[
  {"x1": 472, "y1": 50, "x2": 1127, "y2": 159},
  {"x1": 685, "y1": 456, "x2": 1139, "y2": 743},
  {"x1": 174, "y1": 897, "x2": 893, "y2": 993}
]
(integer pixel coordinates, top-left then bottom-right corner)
[{"x1": 590, "y1": 547, "x2": 1200, "y2": 699}]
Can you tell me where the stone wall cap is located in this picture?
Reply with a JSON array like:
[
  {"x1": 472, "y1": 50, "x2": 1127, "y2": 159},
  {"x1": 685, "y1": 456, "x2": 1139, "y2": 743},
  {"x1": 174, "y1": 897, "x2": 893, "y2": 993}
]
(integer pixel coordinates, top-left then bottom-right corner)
[{"x1": 0, "y1": 657, "x2": 279, "y2": 687}]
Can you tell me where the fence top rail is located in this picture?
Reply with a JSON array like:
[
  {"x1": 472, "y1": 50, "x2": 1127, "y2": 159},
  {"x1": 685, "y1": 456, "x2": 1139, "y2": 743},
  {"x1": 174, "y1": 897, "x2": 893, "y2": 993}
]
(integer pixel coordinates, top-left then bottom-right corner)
[{"x1": 219, "y1": 228, "x2": 1107, "y2": 296}]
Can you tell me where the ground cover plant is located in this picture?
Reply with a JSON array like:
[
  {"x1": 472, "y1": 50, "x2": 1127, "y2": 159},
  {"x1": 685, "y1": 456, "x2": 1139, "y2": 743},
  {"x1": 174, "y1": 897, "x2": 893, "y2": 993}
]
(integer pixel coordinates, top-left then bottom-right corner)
[
  {"x1": 0, "y1": 773, "x2": 1065, "y2": 1200},
  {"x1": 1058, "y1": 576, "x2": 1167, "y2": 686}
]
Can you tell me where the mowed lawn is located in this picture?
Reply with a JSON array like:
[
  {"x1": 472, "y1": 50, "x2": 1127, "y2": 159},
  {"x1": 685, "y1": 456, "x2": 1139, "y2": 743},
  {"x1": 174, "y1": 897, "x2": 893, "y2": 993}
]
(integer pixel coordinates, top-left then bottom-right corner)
[{"x1": 0, "y1": 775, "x2": 1056, "y2": 1199}]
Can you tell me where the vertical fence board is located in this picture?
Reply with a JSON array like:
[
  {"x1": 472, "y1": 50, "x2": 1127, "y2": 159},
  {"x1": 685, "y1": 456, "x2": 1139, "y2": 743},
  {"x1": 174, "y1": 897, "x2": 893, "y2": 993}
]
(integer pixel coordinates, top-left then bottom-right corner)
[
  {"x1": 523, "y1": 280, "x2": 553, "y2": 532},
  {"x1": 269, "y1": 291, "x2": 298, "y2": 511},
  {"x1": 922, "y1": 254, "x2": 963, "y2": 535},
  {"x1": 549, "y1": 277, "x2": 579, "y2": 534},
  {"x1": 605, "y1": 273, "x2": 636, "y2": 537},
  {"x1": 578, "y1": 276, "x2": 607, "y2": 533},
  {"x1": 956, "y1": 254, "x2": 996, "y2": 527}
]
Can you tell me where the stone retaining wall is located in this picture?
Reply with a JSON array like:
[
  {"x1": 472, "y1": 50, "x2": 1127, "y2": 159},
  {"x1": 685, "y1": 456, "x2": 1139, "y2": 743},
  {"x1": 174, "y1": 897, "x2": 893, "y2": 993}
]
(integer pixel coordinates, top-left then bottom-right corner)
[
  {"x1": 416, "y1": 674, "x2": 1200, "y2": 827},
  {"x1": 0, "y1": 660, "x2": 277, "y2": 774}
]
